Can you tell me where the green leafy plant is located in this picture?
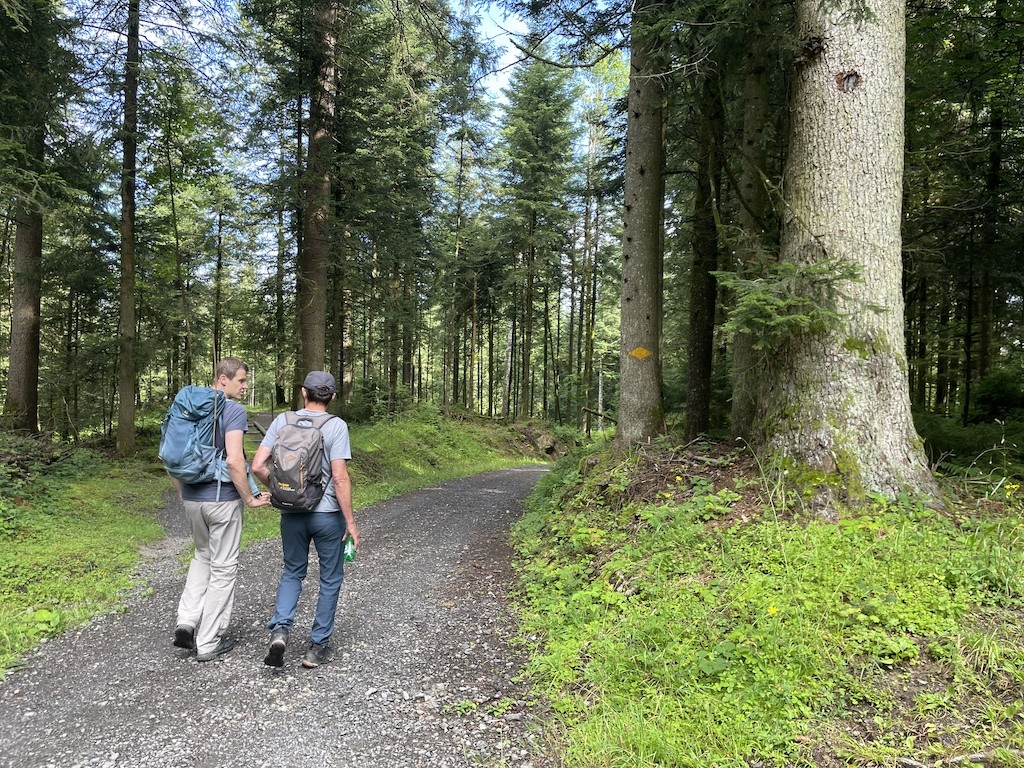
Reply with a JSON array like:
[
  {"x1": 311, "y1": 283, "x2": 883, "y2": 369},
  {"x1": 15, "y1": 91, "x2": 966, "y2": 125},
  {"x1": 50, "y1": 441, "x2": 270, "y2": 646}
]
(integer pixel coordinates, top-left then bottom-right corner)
[
  {"x1": 488, "y1": 697, "x2": 517, "y2": 717},
  {"x1": 447, "y1": 698, "x2": 479, "y2": 715}
]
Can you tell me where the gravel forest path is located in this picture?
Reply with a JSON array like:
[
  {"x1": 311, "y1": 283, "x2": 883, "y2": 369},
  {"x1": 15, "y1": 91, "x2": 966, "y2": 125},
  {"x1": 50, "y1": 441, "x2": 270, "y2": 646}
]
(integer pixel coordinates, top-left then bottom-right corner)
[{"x1": 0, "y1": 466, "x2": 554, "y2": 768}]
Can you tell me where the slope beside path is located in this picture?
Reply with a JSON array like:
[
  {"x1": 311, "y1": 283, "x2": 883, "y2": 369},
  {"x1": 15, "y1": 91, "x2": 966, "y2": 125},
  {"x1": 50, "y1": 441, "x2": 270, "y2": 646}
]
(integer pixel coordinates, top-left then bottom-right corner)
[{"x1": 0, "y1": 466, "x2": 554, "y2": 768}]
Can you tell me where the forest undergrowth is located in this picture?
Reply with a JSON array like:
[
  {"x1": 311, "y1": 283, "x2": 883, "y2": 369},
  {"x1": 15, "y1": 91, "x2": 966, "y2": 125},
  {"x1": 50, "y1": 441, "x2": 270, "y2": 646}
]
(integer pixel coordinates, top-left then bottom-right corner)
[{"x1": 513, "y1": 437, "x2": 1024, "y2": 768}]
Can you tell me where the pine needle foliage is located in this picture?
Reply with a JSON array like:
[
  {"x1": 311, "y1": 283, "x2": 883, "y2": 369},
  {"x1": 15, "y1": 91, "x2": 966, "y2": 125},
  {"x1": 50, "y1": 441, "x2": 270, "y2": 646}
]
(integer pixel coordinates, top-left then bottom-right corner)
[{"x1": 714, "y1": 258, "x2": 863, "y2": 351}]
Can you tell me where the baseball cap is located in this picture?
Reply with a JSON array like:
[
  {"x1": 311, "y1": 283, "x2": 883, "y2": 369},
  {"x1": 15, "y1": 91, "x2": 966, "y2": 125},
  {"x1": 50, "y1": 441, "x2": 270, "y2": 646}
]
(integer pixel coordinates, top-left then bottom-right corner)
[{"x1": 303, "y1": 371, "x2": 337, "y2": 396}]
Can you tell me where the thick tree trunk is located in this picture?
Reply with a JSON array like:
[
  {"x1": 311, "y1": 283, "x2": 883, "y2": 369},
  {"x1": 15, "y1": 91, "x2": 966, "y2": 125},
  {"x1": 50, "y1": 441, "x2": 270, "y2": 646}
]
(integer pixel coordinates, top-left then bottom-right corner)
[
  {"x1": 616, "y1": 0, "x2": 666, "y2": 447},
  {"x1": 685, "y1": 67, "x2": 724, "y2": 440},
  {"x1": 758, "y1": 0, "x2": 937, "y2": 505},
  {"x1": 115, "y1": 0, "x2": 139, "y2": 455},
  {"x1": 5, "y1": 200, "x2": 42, "y2": 433},
  {"x1": 297, "y1": 0, "x2": 336, "y2": 378}
]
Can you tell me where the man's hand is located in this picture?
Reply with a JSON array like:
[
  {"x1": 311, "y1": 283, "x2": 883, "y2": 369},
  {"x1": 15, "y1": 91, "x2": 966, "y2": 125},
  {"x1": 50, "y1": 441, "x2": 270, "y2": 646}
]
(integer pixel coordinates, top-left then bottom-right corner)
[
  {"x1": 247, "y1": 492, "x2": 271, "y2": 508},
  {"x1": 344, "y1": 522, "x2": 361, "y2": 551}
]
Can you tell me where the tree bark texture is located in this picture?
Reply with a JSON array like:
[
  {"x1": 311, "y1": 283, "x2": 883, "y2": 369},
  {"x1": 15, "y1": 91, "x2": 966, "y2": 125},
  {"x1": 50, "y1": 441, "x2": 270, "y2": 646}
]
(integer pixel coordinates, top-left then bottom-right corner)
[
  {"x1": 3, "y1": 0, "x2": 55, "y2": 433},
  {"x1": 758, "y1": 0, "x2": 937, "y2": 502},
  {"x1": 297, "y1": 0, "x2": 337, "y2": 378},
  {"x1": 685, "y1": 67, "x2": 724, "y2": 441},
  {"x1": 616, "y1": 0, "x2": 666, "y2": 447},
  {"x1": 5, "y1": 200, "x2": 42, "y2": 432},
  {"x1": 116, "y1": 0, "x2": 140, "y2": 454}
]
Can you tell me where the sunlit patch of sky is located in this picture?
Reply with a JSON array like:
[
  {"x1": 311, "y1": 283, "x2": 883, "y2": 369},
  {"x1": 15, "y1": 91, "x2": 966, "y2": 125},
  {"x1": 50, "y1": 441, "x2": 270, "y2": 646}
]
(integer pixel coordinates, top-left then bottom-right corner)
[{"x1": 473, "y1": 3, "x2": 529, "y2": 104}]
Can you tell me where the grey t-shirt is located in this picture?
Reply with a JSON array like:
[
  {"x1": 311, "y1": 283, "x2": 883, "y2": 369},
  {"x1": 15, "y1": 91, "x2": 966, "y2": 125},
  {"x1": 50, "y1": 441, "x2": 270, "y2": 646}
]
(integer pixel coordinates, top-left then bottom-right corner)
[{"x1": 260, "y1": 409, "x2": 351, "y2": 512}]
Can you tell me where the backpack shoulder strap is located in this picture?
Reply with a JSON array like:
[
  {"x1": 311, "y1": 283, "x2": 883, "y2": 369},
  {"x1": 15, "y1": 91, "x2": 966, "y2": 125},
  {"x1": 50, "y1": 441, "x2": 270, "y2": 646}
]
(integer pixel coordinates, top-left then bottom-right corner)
[
  {"x1": 212, "y1": 388, "x2": 221, "y2": 446},
  {"x1": 310, "y1": 413, "x2": 337, "y2": 429}
]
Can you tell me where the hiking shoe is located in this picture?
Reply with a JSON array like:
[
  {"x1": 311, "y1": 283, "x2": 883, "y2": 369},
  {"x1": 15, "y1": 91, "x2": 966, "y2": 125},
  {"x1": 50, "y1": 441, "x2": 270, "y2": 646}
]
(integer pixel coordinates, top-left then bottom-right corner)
[
  {"x1": 173, "y1": 624, "x2": 195, "y2": 651},
  {"x1": 196, "y1": 638, "x2": 236, "y2": 662},
  {"x1": 301, "y1": 642, "x2": 334, "y2": 668},
  {"x1": 264, "y1": 629, "x2": 288, "y2": 667}
]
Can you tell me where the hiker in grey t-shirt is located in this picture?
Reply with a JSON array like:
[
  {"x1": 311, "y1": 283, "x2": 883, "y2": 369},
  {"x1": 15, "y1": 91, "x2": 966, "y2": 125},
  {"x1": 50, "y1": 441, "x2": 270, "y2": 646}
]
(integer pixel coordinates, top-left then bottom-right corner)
[{"x1": 252, "y1": 370, "x2": 361, "y2": 668}]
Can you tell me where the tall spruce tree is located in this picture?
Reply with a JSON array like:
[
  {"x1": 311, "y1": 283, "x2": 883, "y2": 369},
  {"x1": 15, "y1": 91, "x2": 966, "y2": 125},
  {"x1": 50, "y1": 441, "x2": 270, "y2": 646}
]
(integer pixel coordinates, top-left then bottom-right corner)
[
  {"x1": 116, "y1": 0, "x2": 139, "y2": 453},
  {"x1": 616, "y1": 0, "x2": 666, "y2": 446},
  {"x1": 729, "y1": 0, "x2": 785, "y2": 440},
  {"x1": 1, "y1": 0, "x2": 71, "y2": 432}
]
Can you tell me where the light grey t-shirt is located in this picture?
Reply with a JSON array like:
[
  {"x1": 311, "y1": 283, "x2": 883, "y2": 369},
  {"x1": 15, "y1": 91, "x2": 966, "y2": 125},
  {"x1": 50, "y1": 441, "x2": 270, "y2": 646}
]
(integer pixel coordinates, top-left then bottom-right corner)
[{"x1": 260, "y1": 409, "x2": 351, "y2": 512}]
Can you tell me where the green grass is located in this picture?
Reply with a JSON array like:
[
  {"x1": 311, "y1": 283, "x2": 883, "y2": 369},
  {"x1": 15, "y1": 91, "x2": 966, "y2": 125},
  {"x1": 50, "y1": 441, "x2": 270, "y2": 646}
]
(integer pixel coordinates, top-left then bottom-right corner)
[
  {"x1": 513, "y1": 440, "x2": 1024, "y2": 767},
  {"x1": 0, "y1": 437, "x2": 166, "y2": 672},
  {"x1": 0, "y1": 404, "x2": 547, "y2": 675}
]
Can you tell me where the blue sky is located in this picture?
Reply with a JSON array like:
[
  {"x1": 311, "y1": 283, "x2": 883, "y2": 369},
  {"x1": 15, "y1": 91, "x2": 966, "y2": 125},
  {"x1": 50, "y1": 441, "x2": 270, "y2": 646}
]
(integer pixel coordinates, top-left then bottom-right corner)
[{"x1": 474, "y1": 3, "x2": 529, "y2": 99}]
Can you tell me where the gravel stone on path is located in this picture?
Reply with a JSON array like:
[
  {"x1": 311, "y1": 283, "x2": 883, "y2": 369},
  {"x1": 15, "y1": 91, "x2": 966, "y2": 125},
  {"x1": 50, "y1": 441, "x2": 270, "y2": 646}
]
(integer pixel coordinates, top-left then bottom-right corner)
[{"x1": 0, "y1": 466, "x2": 556, "y2": 768}]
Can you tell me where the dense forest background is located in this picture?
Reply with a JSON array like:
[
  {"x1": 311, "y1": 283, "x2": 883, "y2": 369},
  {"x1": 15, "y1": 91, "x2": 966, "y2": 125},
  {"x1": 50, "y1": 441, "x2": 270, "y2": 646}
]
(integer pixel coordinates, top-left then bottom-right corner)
[{"x1": 2, "y1": 0, "x2": 1022, "y2": 476}]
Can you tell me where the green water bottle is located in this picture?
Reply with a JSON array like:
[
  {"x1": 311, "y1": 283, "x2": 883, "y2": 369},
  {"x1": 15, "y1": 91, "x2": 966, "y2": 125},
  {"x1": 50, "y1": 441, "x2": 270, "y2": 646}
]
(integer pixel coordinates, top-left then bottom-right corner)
[{"x1": 344, "y1": 537, "x2": 356, "y2": 562}]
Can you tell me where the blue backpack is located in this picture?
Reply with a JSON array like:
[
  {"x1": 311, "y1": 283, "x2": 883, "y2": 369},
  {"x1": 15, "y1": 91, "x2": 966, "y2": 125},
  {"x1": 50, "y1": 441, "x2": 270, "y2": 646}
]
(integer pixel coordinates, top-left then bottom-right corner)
[{"x1": 159, "y1": 386, "x2": 229, "y2": 485}]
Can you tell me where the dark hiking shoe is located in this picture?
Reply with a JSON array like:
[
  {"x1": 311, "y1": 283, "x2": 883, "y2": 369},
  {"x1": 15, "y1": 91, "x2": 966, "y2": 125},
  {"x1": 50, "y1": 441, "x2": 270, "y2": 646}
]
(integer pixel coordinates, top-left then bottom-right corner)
[
  {"x1": 173, "y1": 625, "x2": 195, "y2": 650},
  {"x1": 301, "y1": 642, "x2": 334, "y2": 668},
  {"x1": 196, "y1": 638, "x2": 236, "y2": 662},
  {"x1": 264, "y1": 629, "x2": 288, "y2": 667}
]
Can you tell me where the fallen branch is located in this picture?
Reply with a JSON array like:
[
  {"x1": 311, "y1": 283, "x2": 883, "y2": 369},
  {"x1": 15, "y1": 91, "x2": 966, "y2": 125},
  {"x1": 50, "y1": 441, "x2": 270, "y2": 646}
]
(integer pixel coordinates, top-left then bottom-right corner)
[{"x1": 582, "y1": 407, "x2": 616, "y2": 424}]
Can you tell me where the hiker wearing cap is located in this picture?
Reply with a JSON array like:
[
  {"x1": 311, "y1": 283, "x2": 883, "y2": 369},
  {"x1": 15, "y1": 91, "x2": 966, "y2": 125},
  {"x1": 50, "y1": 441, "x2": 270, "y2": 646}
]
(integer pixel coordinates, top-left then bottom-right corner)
[
  {"x1": 251, "y1": 371, "x2": 360, "y2": 668},
  {"x1": 169, "y1": 357, "x2": 271, "y2": 663}
]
